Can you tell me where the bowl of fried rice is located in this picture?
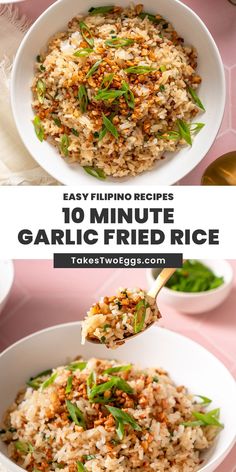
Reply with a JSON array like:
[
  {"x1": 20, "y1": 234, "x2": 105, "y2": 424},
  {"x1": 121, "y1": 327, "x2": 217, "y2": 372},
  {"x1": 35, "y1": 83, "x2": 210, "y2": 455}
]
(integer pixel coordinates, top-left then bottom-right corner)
[
  {"x1": 0, "y1": 322, "x2": 235, "y2": 472},
  {"x1": 11, "y1": 0, "x2": 225, "y2": 185}
]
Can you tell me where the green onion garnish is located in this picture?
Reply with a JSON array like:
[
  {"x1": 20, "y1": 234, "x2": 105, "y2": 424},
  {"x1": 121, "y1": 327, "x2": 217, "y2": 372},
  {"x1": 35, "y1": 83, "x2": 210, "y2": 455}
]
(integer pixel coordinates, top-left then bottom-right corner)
[
  {"x1": 159, "y1": 65, "x2": 166, "y2": 72},
  {"x1": 177, "y1": 119, "x2": 205, "y2": 146},
  {"x1": 106, "y1": 406, "x2": 141, "y2": 440},
  {"x1": 159, "y1": 85, "x2": 165, "y2": 92},
  {"x1": 124, "y1": 66, "x2": 157, "y2": 75},
  {"x1": 66, "y1": 400, "x2": 86, "y2": 428},
  {"x1": 79, "y1": 22, "x2": 94, "y2": 48},
  {"x1": 71, "y1": 128, "x2": 79, "y2": 137},
  {"x1": 89, "y1": 377, "x2": 133, "y2": 402},
  {"x1": 188, "y1": 86, "x2": 205, "y2": 111},
  {"x1": 77, "y1": 461, "x2": 87, "y2": 472},
  {"x1": 52, "y1": 115, "x2": 61, "y2": 127},
  {"x1": 83, "y1": 455, "x2": 96, "y2": 461},
  {"x1": 26, "y1": 368, "x2": 52, "y2": 389},
  {"x1": 60, "y1": 134, "x2": 70, "y2": 157},
  {"x1": 66, "y1": 361, "x2": 87, "y2": 371},
  {"x1": 100, "y1": 73, "x2": 114, "y2": 90},
  {"x1": 195, "y1": 395, "x2": 212, "y2": 405},
  {"x1": 15, "y1": 441, "x2": 34, "y2": 454},
  {"x1": 65, "y1": 375, "x2": 73, "y2": 394},
  {"x1": 86, "y1": 59, "x2": 102, "y2": 78},
  {"x1": 33, "y1": 116, "x2": 44, "y2": 142},
  {"x1": 36, "y1": 79, "x2": 46, "y2": 104},
  {"x1": 87, "y1": 371, "x2": 96, "y2": 397},
  {"x1": 78, "y1": 85, "x2": 88, "y2": 113},
  {"x1": 41, "y1": 372, "x2": 57, "y2": 390},
  {"x1": 103, "y1": 364, "x2": 132, "y2": 375},
  {"x1": 95, "y1": 89, "x2": 126, "y2": 101},
  {"x1": 105, "y1": 38, "x2": 134, "y2": 48},
  {"x1": 102, "y1": 112, "x2": 119, "y2": 139},
  {"x1": 134, "y1": 299, "x2": 149, "y2": 333},
  {"x1": 36, "y1": 55, "x2": 43, "y2": 63},
  {"x1": 183, "y1": 408, "x2": 223, "y2": 428},
  {"x1": 73, "y1": 48, "x2": 93, "y2": 57},
  {"x1": 121, "y1": 81, "x2": 135, "y2": 109},
  {"x1": 88, "y1": 6, "x2": 114, "y2": 15},
  {"x1": 83, "y1": 166, "x2": 106, "y2": 180},
  {"x1": 138, "y1": 12, "x2": 163, "y2": 24}
]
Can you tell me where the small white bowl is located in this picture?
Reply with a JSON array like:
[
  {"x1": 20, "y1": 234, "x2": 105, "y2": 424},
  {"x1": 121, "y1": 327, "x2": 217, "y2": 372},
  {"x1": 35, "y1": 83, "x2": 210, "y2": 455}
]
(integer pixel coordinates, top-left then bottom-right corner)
[
  {"x1": 0, "y1": 322, "x2": 235, "y2": 472},
  {"x1": 146, "y1": 260, "x2": 233, "y2": 314},
  {"x1": 11, "y1": 0, "x2": 225, "y2": 185},
  {"x1": 0, "y1": 260, "x2": 14, "y2": 315}
]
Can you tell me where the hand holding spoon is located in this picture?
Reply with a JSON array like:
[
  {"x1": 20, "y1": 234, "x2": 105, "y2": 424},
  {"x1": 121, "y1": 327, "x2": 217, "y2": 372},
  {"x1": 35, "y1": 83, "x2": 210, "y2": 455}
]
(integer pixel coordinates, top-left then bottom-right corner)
[{"x1": 82, "y1": 267, "x2": 177, "y2": 348}]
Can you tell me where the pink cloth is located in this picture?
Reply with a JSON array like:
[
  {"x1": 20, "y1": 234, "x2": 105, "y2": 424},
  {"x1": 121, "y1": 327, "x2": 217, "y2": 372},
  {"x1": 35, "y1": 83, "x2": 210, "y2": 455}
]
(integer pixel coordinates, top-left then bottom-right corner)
[
  {"x1": 17, "y1": 0, "x2": 236, "y2": 185},
  {"x1": 0, "y1": 260, "x2": 236, "y2": 469}
]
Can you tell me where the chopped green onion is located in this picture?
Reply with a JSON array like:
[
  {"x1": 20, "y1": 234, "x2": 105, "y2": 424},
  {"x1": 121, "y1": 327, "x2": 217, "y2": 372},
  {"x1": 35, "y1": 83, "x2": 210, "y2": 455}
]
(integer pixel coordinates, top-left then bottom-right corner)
[
  {"x1": 124, "y1": 66, "x2": 157, "y2": 75},
  {"x1": 103, "y1": 324, "x2": 111, "y2": 331},
  {"x1": 138, "y1": 12, "x2": 162, "y2": 24},
  {"x1": 86, "y1": 59, "x2": 102, "y2": 78},
  {"x1": 66, "y1": 400, "x2": 86, "y2": 428},
  {"x1": 36, "y1": 55, "x2": 43, "y2": 63},
  {"x1": 41, "y1": 372, "x2": 57, "y2": 390},
  {"x1": 52, "y1": 115, "x2": 61, "y2": 127},
  {"x1": 195, "y1": 395, "x2": 212, "y2": 405},
  {"x1": 98, "y1": 126, "x2": 107, "y2": 141},
  {"x1": 33, "y1": 116, "x2": 44, "y2": 142},
  {"x1": 103, "y1": 364, "x2": 132, "y2": 375},
  {"x1": 153, "y1": 376, "x2": 159, "y2": 383},
  {"x1": 87, "y1": 371, "x2": 96, "y2": 397},
  {"x1": 188, "y1": 86, "x2": 205, "y2": 111},
  {"x1": 89, "y1": 377, "x2": 133, "y2": 401},
  {"x1": 79, "y1": 22, "x2": 94, "y2": 48},
  {"x1": 134, "y1": 299, "x2": 149, "y2": 333},
  {"x1": 88, "y1": 6, "x2": 114, "y2": 15},
  {"x1": 15, "y1": 441, "x2": 33, "y2": 454},
  {"x1": 159, "y1": 65, "x2": 166, "y2": 72},
  {"x1": 71, "y1": 128, "x2": 79, "y2": 137},
  {"x1": 159, "y1": 85, "x2": 165, "y2": 92},
  {"x1": 105, "y1": 38, "x2": 134, "y2": 48},
  {"x1": 100, "y1": 73, "x2": 114, "y2": 90},
  {"x1": 190, "y1": 122, "x2": 205, "y2": 133},
  {"x1": 192, "y1": 409, "x2": 223, "y2": 427},
  {"x1": 36, "y1": 79, "x2": 46, "y2": 104},
  {"x1": 83, "y1": 455, "x2": 96, "y2": 461},
  {"x1": 102, "y1": 112, "x2": 119, "y2": 139},
  {"x1": 157, "y1": 130, "x2": 180, "y2": 141},
  {"x1": 60, "y1": 134, "x2": 70, "y2": 157},
  {"x1": 74, "y1": 48, "x2": 93, "y2": 57},
  {"x1": 78, "y1": 85, "x2": 88, "y2": 113},
  {"x1": 121, "y1": 81, "x2": 135, "y2": 109},
  {"x1": 65, "y1": 375, "x2": 73, "y2": 394},
  {"x1": 66, "y1": 361, "x2": 87, "y2": 371},
  {"x1": 77, "y1": 461, "x2": 87, "y2": 472},
  {"x1": 26, "y1": 368, "x2": 53, "y2": 389},
  {"x1": 40, "y1": 65, "x2": 46, "y2": 72},
  {"x1": 83, "y1": 166, "x2": 106, "y2": 180},
  {"x1": 95, "y1": 89, "x2": 126, "y2": 101},
  {"x1": 177, "y1": 119, "x2": 192, "y2": 145},
  {"x1": 106, "y1": 406, "x2": 141, "y2": 440}
]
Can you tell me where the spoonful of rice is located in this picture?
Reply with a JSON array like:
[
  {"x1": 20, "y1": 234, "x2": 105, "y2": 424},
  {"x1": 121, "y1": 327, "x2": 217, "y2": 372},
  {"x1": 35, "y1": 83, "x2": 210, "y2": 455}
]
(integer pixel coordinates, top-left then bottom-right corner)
[{"x1": 81, "y1": 267, "x2": 177, "y2": 349}]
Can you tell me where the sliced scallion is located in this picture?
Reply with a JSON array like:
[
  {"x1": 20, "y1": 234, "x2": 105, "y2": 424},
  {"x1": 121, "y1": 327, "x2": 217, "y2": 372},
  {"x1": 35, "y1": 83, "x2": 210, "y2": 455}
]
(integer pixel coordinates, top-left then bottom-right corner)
[
  {"x1": 36, "y1": 79, "x2": 46, "y2": 104},
  {"x1": 66, "y1": 400, "x2": 86, "y2": 428},
  {"x1": 65, "y1": 375, "x2": 73, "y2": 394},
  {"x1": 77, "y1": 461, "x2": 87, "y2": 472},
  {"x1": 188, "y1": 86, "x2": 205, "y2": 111},
  {"x1": 41, "y1": 372, "x2": 57, "y2": 390},
  {"x1": 134, "y1": 299, "x2": 149, "y2": 333},
  {"x1": 79, "y1": 22, "x2": 94, "y2": 48},
  {"x1": 124, "y1": 66, "x2": 157, "y2": 75},
  {"x1": 106, "y1": 405, "x2": 141, "y2": 440},
  {"x1": 121, "y1": 81, "x2": 135, "y2": 109},
  {"x1": 74, "y1": 48, "x2": 93, "y2": 57},
  {"x1": 88, "y1": 6, "x2": 114, "y2": 15},
  {"x1": 86, "y1": 60, "x2": 102, "y2": 78},
  {"x1": 60, "y1": 134, "x2": 70, "y2": 157},
  {"x1": 105, "y1": 38, "x2": 134, "y2": 48},
  {"x1": 33, "y1": 116, "x2": 44, "y2": 142},
  {"x1": 95, "y1": 89, "x2": 126, "y2": 101},
  {"x1": 83, "y1": 166, "x2": 106, "y2": 180},
  {"x1": 78, "y1": 85, "x2": 88, "y2": 113},
  {"x1": 66, "y1": 361, "x2": 87, "y2": 371},
  {"x1": 102, "y1": 112, "x2": 119, "y2": 139},
  {"x1": 103, "y1": 364, "x2": 132, "y2": 374}
]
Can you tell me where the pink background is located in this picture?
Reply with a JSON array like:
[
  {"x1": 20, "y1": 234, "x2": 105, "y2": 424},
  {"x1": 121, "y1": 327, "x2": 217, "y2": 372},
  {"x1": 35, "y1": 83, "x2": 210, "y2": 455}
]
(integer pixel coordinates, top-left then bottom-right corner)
[
  {"x1": 0, "y1": 260, "x2": 236, "y2": 470},
  {"x1": 17, "y1": 0, "x2": 236, "y2": 185}
]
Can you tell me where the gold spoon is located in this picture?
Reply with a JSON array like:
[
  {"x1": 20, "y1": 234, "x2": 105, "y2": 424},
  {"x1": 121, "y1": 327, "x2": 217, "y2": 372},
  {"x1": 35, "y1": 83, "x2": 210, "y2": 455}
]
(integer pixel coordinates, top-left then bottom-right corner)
[
  {"x1": 85, "y1": 266, "x2": 177, "y2": 345},
  {"x1": 201, "y1": 151, "x2": 236, "y2": 185}
]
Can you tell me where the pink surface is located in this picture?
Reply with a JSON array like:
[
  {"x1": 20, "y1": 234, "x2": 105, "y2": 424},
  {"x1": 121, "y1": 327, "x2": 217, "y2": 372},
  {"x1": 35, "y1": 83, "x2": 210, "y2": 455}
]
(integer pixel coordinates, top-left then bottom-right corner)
[
  {"x1": 16, "y1": 0, "x2": 236, "y2": 185},
  {"x1": 0, "y1": 260, "x2": 236, "y2": 469}
]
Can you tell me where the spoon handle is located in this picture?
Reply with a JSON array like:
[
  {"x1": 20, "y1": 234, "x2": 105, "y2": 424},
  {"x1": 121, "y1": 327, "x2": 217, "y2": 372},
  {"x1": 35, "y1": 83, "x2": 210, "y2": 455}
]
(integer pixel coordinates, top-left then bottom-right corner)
[{"x1": 147, "y1": 267, "x2": 177, "y2": 299}]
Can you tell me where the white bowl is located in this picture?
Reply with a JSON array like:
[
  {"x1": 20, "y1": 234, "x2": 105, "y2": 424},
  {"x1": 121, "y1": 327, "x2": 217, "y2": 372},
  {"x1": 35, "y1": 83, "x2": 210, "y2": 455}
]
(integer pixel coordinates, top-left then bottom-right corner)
[
  {"x1": 0, "y1": 260, "x2": 14, "y2": 315},
  {"x1": 0, "y1": 322, "x2": 236, "y2": 472},
  {"x1": 146, "y1": 260, "x2": 234, "y2": 314},
  {"x1": 11, "y1": 0, "x2": 225, "y2": 185}
]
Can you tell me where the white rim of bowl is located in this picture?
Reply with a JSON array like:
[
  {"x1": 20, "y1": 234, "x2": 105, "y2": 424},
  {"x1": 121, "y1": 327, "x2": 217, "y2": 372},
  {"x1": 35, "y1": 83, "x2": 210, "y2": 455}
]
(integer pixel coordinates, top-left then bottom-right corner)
[
  {"x1": 0, "y1": 260, "x2": 14, "y2": 305},
  {"x1": 0, "y1": 322, "x2": 235, "y2": 472},
  {"x1": 10, "y1": 0, "x2": 226, "y2": 186}
]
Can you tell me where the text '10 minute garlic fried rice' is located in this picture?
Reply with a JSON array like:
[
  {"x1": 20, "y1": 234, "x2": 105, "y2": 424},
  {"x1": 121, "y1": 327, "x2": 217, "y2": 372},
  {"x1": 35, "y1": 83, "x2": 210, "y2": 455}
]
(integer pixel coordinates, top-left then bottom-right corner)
[
  {"x1": 81, "y1": 288, "x2": 161, "y2": 348},
  {"x1": 32, "y1": 4, "x2": 205, "y2": 180},
  {"x1": 1, "y1": 358, "x2": 222, "y2": 472}
]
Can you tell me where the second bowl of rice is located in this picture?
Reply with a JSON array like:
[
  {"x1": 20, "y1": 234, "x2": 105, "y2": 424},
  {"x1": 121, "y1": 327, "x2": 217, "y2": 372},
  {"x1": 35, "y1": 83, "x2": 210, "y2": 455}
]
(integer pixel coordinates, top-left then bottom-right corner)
[{"x1": 11, "y1": 0, "x2": 225, "y2": 185}]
